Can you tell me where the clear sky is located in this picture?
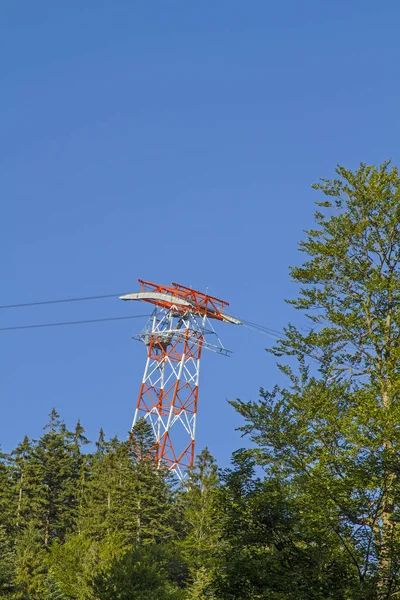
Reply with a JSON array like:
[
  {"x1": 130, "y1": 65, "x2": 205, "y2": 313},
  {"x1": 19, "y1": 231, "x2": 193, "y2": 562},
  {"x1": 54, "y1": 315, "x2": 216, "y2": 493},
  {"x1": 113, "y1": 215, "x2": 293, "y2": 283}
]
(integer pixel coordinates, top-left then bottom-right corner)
[{"x1": 1, "y1": 1, "x2": 400, "y2": 465}]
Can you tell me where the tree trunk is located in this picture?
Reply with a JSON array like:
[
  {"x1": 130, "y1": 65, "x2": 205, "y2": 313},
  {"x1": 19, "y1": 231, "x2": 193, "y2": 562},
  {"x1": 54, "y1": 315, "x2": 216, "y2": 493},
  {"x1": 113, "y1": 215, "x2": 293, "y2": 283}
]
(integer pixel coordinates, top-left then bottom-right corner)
[{"x1": 377, "y1": 388, "x2": 396, "y2": 599}]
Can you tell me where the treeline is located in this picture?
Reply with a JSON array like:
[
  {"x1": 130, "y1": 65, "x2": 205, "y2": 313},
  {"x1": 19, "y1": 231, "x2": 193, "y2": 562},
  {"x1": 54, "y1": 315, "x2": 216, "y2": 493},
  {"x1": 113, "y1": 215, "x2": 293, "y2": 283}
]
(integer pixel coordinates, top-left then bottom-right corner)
[
  {"x1": 0, "y1": 410, "x2": 359, "y2": 600},
  {"x1": 3, "y1": 161, "x2": 400, "y2": 599}
]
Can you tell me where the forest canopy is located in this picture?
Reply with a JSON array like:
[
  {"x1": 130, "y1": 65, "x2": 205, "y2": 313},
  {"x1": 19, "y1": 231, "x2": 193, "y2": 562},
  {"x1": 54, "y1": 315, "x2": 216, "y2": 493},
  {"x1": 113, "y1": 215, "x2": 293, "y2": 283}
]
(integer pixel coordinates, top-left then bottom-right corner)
[{"x1": 2, "y1": 162, "x2": 400, "y2": 599}]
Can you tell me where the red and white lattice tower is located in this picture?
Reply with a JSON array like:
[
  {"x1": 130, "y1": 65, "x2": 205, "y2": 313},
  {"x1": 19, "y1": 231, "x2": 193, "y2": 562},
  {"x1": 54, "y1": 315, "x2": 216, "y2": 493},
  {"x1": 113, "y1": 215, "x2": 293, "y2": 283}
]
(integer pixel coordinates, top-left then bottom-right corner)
[{"x1": 120, "y1": 280, "x2": 242, "y2": 480}]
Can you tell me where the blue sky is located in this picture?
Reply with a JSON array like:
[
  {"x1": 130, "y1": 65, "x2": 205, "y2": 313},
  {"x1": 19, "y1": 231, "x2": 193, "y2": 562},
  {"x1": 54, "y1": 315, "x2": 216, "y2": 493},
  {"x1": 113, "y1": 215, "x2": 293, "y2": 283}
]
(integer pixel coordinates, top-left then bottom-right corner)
[{"x1": 1, "y1": 1, "x2": 400, "y2": 465}]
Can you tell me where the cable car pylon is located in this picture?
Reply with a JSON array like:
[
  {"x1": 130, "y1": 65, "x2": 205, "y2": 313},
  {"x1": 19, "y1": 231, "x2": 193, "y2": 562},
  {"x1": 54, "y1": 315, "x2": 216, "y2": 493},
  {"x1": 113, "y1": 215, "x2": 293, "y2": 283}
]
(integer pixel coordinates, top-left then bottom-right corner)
[{"x1": 120, "y1": 279, "x2": 242, "y2": 481}]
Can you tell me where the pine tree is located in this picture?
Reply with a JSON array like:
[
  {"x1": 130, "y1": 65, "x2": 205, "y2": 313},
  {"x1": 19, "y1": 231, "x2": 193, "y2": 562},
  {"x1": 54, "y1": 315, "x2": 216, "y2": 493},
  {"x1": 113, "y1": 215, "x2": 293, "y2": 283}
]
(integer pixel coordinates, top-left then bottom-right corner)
[
  {"x1": 69, "y1": 420, "x2": 90, "y2": 519},
  {"x1": 179, "y1": 448, "x2": 222, "y2": 574},
  {"x1": 47, "y1": 533, "x2": 125, "y2": 600},
  {"x1": 0, "y1": 526, "x2": 17, "y2": 597},
  {"x1": 185, "y1": 567, "x2": 217, "y2": 600},
  {"x1": 33, "y1": 409, "x2": 79, "y2": 545},
  {"x1": 79, "y1": 421, "x2": 176, "y2": 547},
  {"x1": 0, "y1": 448, "x2": 13, "y2": 535},
  {"x1": 10, "y1": 435, "x2": 47, "y2": 543},
  {"x1": 77, "y1": 435, "x2": 130, "y2": 543},
  {"x1": 14, "y1": 524, "x2": 47, "y2": 599},
  {"x1": 95, "y1": 428, "x2": 107, "y2": 456},
  {"x1": 129, "y1": 419, "x2": 176, "y2": 546},
  {"x1": 43, "y1": 573, "x2": 68, "y2": 600},
  {"x1": 8, "y1": 409, "x2": 81, "y2": 561},
  {"x1": 92, "y1": 545, "x2": 185, "y2": 600},
  {"x1": 10, "y1": 436, "x2": 32, "y2": 532}
]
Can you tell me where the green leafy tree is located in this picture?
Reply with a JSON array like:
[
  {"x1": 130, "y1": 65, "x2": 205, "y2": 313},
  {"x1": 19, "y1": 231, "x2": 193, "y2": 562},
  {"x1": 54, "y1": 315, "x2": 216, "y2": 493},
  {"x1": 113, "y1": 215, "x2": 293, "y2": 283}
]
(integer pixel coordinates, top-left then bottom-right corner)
[
  {"x1": 233, "y1": 161, "x2": 400, "y2": 599},
  {"x1": 216, "y1": 450, "x2": 356, "y2": 600}
]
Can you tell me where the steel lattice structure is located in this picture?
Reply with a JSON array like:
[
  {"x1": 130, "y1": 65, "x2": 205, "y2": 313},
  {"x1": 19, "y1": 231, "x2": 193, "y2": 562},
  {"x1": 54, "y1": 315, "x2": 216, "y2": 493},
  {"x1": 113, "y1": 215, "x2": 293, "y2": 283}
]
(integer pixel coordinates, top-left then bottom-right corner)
[{"x1": 120, "y1": 280, "x2": 241, "y2": 480}]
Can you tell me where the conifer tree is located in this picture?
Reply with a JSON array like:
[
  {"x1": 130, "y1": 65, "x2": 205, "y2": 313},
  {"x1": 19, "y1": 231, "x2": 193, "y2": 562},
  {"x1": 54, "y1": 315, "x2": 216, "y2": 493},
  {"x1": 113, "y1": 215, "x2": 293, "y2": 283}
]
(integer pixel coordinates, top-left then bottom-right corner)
[
  {"x1": 14, "y1": 524, "x2": 47, "y2": 599},
  {"x1": 32, "y1": 409, "x2": 79, "y2": 545},
  {"x1": 93, "y1": 545, "x2": 185, "y2": 600},
  {"x1": 78, "y1": 421, "x2": 175, "y2": 547},
  {"x1": 78, "y1": 435, "x2": 130, "y2": 543},
  {"x1": 0, "y1": 526, "x2": 17, "y2": 597},
  {"x1": 51, "y1": 533, "x2": 127, "y2": 599},
  {"x1": 129, "y1": 418, "x2": 176, "y2": 545},
  {"x1": 11, "y1": 436, "x2": 46, "y2": 539},
  {"x1": 0, "y1": 449, "x2": 13, "y2": 535},
  {"x1": 10, "y1": 436, "x2": 32, "y2": 532},
  {"x1": 70, "y1": 420, "x2": 90, "y2": 517},
  {"x1": 185, "y1": 567, "x2": 217, "y2": 600},
  {"x1": 43, "y1": 573, "x2": 68, "y2": 600},
  {"x1": 95, "y1": 428, "x2": 107, "y2": 456},
  {"x1": 180, "y1": 448, "x2": 222, "y2": 574}
]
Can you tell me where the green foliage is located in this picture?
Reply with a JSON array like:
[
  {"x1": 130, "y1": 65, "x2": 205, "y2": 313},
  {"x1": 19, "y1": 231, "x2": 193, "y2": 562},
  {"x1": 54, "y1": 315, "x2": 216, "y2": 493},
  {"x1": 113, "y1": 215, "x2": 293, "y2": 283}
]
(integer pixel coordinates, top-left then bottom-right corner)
[
  {"x1": 14, "y1": 524, "x2": 47, "y2": 599},
  {"x1": 78, "y1": 420, "x2": 175, "y2": 548},
  {"x1": 185, "y1": 567, "x2": 217, "y2": 600},
  {"x1": 3, "y1": 161, "x2": 400, "y2": 599},
  {"x1": 218, "y1": 450, "x2": 359, "y2": 599},
  {"x1": 43, "y1": 574, "x2": 68, "y2": 600},
  {"x1": 0, "y1": 526, "x2": 17, "y2": 597},
  {"x1": 180, "y1": 448, "x2": 222, "y2": 573},
  {"x1": 11, "y1": 410, "x2": 82, "y2": 548},
  {"x1": 93, "y1": 545, "x2": 185, "y2": 600},
  {"x1": 47, "y1": 533, "x2": 126, "y2": 599},
  {"x1": 232, "y1": 161, "x2": 400, "y2": 598}
]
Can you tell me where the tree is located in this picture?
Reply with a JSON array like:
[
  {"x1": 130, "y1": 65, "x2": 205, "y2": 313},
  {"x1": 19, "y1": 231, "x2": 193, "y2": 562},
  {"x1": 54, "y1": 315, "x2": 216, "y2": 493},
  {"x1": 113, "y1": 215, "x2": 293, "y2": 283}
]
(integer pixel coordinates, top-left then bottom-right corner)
[
  {"x1": 179, "y1": 448, "x2": 222, "y2": 575},
  {"x1": 43, "y1": 573, "x2": 68, "y2": 600},
  {"x1": 0, "y1": 526, "x2": 18, "y2": 597},
  {"x1": 30, "y1": 409, "x2": 79, "y2": 545},
  {"x1": 8, "y1": 411, "x2": 82, "y2": 597},
  {"x1": 129, "y1": 419, "x2": 177, "y2": 546},
  {"x1": 95, "y1": 428, "x2": 107, "y2": 456},
  {"x1": 232, "y1": 162, "x2": 400, "y2": 599},
  {"x1": 184, "y1": 567, "x2": 216, "y2": 600},
  {"x1": 78, "y1": 421, "x2": 175, "y2": 546},
  {"x1": 0, "y1": 448, "x2": 14, "y2": 537},
  {"x1": 9, "y1": 436, "x2": 32, "y2": 532},
  {"x1": 77, "y1": 433, "x2": 146, "y2": 549},
  {"x1": 0, "y1": 413, "x2": 185, "y2": 597},
  {"x1": 93, "y1": 545, "x2": 185, "y2": 600},
  {"x1": 47, "y1": 534, "x2": 126, "y2": 600},
  {"x1": 69, "y1": 420, "x2": 90, "y2": 521},
  {"x1": 14, "y1": 524, "x2": 47, "y2": 599},
  {"x1": 216, "y1": 450, "x2": 356, "y2": 600}
]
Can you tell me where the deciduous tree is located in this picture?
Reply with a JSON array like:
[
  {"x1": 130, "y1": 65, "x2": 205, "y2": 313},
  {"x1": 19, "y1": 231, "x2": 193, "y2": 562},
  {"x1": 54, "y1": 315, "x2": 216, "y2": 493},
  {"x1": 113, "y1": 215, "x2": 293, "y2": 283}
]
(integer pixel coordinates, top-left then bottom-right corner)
[{"x1": 233, "y1": 161, "x2": 400, "y2": 599}]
